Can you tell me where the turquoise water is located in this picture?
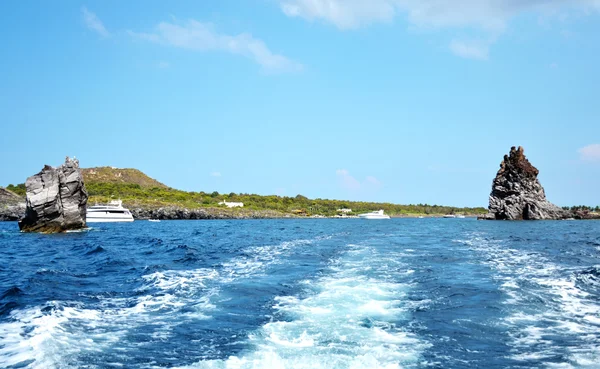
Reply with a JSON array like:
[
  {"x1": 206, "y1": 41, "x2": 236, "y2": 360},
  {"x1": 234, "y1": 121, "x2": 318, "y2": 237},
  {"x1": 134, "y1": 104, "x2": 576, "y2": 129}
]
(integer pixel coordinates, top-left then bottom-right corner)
[{"x1": 1, "y1": 219, "x2": 599, "y2": 368}]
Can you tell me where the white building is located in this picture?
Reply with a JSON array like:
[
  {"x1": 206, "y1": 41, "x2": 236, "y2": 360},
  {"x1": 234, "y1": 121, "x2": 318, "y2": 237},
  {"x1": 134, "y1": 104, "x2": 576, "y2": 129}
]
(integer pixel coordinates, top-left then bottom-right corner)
[
  {"x1": 219, "y1": 201, "x2": 244, "y2": 208},
  {"x1": 337, "y1": 208, "x2": 352, "y2": 214}
]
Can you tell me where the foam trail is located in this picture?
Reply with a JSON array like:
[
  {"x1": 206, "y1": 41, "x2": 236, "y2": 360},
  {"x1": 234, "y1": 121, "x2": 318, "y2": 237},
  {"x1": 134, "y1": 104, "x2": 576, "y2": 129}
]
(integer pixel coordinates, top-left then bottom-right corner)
[
  {"x1": 459, "y1": 233, "x2": 600, "y2": 368},
  {"x1": 175, "y1": 243, "x2": 428, "y2": 369},
  {"x1": 0, "y1": 236, "x2": 325, "y2": 368}
]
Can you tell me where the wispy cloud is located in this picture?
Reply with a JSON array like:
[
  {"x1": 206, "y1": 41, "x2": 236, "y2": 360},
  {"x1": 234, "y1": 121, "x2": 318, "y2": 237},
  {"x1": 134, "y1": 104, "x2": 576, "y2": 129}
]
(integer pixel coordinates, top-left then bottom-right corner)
[
  {"x1": 129, "y1": 20, "x2": 302, "y2": 72},
  {"x1": 281, "y1": 0, "x2": 397, "y2": 29},
  {"x1": 579, "y1": 144, "x2": 600, "y2": 162},
  {"x1": 279, "y1": 0, "x2": 600, "y2": 30},
  {"x1": 336, "y1": 169, "x2": 361, "y2": 190},
  {"x1": 82, "y1": 7, "x2": 109, "y2": 37},
  {"x1": 336, "y1": 170, "x2": 382, "y2": 191},
  {"x1": 449, "y1": 39, "x2": 490, "y2": 60},
  {"x1": 210, "y1": 171, "x2": 222, "y2": 177},
  {"x1": 278, "y1": 0, "x2": 600, "y2": 59},
  {"x1": 365, "y1": 176, "x2": 382, "y2": 186}
]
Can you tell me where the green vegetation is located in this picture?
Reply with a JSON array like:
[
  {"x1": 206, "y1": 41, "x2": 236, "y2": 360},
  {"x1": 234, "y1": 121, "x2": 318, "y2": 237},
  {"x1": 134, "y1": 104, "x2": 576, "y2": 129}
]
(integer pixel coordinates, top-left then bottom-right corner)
[
  {"x1": 82, "y1": 167, "x2": 167, "y2": 188},
  {"x1": 6, "y1": 184, "x2": 26, "y2": 197},
  {"x1": 8, "y1": 167, "x2": 488, "y2": 216},
  {"x1": 562, "y1": 205, "x2": 600, "y2": 213},
  {"x1": 84, "y1": 182, "x2": 486, "y2": 216}
]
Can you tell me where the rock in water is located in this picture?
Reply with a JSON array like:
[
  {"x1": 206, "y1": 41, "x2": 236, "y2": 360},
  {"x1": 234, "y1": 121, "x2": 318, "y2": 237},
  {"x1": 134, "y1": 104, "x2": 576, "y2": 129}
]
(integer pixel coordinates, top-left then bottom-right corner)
[
  {"x1": 19, "y1": 157, "x2": 88, "y2": 233},
  {"x1": 485, "y1": 146, "x2": 567, "y2": 220}
]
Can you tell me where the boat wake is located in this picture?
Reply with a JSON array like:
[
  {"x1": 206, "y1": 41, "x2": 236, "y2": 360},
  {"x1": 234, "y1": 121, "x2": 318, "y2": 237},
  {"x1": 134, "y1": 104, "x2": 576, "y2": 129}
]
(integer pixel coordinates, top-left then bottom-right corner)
[
  {"x1": 459, "y1": 232, "x2": 600, "y2": 368},
  {"x1": 0, "y1": 235, "x2": 330, "y2": 368},
  {"x1": 176, "y1": 243, "x2": 428, "y2": 369}
]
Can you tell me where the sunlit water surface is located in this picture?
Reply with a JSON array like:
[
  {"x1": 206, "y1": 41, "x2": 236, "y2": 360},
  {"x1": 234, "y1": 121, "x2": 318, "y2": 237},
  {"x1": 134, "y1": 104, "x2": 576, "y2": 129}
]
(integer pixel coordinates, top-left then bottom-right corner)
[{"x1": 1, "y1": 219, "x2": 600, "y2": 368}]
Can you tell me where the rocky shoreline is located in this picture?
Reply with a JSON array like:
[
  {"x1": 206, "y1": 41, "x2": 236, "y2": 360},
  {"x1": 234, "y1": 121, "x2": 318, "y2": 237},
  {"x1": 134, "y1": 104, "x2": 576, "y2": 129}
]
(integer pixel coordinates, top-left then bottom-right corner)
[
  {"x1": 130, "y1": 207, "x2": 296, "y2": 220},
  {"x1": 2, "y1": 201, "x2": 599, "y2": 222},
  {"x1": 0, "y1": 203, "x2": 297, "y2": 221},
  {"x1": 0, "y1": 188, "x2": 26, "y2": 221}
]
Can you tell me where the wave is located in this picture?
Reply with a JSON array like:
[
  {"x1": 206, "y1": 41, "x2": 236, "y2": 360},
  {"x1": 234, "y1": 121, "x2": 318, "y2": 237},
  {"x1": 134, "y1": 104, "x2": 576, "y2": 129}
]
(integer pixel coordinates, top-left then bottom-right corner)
[
  {"x1": 458, "y1": 233, "x2": 600, "y2": 367},
  {"x1": 0, "y1": 235, "x2": 331, "y2": 368},
  {"x1": 84, "y1": 245, "x2": 105, "y2": 255},
  {"x1": 173, "y1": 243, "x2": 428, "y2": 369}
]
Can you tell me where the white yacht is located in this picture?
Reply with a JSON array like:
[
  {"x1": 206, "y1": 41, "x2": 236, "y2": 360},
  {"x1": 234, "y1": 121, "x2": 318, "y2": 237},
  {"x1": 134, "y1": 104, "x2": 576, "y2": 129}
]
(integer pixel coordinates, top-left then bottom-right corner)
[
  {"x1": 358, "y1": 210, "x2": 390, "y2": 220},
  {"x1": 86, "y1": 200, "x2": 134, "y2": 223}
]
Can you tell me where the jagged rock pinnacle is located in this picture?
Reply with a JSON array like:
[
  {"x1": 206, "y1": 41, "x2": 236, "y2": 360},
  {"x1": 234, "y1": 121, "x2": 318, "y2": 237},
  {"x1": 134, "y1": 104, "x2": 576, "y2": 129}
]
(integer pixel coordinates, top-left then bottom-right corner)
[
  {"x1": 19, "y1": 157, "x2": 88, "y2": 233},
  {"x1": 482, "y1": 146, "x2": 567, "y2": 220}
]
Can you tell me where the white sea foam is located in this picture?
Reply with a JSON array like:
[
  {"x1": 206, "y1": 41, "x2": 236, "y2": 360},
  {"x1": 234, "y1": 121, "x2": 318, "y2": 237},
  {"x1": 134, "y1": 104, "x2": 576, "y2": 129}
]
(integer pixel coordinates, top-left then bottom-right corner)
[
  {"x1": 0, "y1": 235, "x2": 328, "y2": 368},
  {"x1": 0, "y1": 303, "x2": 120, "y2": 369},
  {"x1": 460, "y1": 233, "x2": 600, "y2": 368},
  {"x1": 174, "y1": 243, "x2": 428, "y2": 369}
]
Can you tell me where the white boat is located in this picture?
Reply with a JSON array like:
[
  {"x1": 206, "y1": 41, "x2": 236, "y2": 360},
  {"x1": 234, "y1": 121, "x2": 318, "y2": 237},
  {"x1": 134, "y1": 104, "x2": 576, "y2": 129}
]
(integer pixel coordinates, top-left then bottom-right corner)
[
  {"x1": 358, "y1": 210, "x2": 390, "y2": 220},
  {"x1": 86, "y1": 200, "x2": 134, "y2": 223},
  {"x1": 443, "y1": 214, "x2": 456, "y2": 218},
  {"x1": 456, "y1": 215, "x2": 466, "y2": 219},
  {"x1": 148, "y1": 219, "x2": 160, "y2": 222}
]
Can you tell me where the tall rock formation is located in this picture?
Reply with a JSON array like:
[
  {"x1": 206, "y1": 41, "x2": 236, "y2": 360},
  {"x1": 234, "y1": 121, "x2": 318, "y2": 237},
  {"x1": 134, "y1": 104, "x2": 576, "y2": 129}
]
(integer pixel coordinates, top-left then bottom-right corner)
[
  {"x1": 19, "y1": 157, "x2": 88, "y2": 233},
  {"x1": 483, "y1": 146, "x2": 567, "y2": 220}
]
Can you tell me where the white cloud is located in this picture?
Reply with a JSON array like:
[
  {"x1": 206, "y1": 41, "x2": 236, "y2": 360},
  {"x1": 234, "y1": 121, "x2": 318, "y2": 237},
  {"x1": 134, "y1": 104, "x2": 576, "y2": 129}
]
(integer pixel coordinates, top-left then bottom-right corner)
[
  {"x1": 579, "y1": 144, "x2": 600, "y2": 162},
  {"x1": 279, "y1": 0, "x2": 600, "y2": 30},
  {"x1": 365, "y1": 176, "x2": 381, "y2": 186},
  {"x1": 82, "y1": 7, "x2": 109, "y2": 37},
  {"x1": 336, "y1": 168, "x2": 361, "y2": 190},
  {"x1": 336, "y1": 170, "x2": 382, "y2": 191},
  {"x1": 278, "y1": 0, "x2": 600, "y2": 59},
  {"x1": 129, "y1": 20, "x2": 302, "y2": 72},
  {"x1": 281, "y1": 0, "x2": 397, "y2": 29},
  {"x1": 210, "y1": 171, "x2": 222, "y2": 177},
  {"x1": 449, "y1": 39, "x2": 490, "y2": 60}
]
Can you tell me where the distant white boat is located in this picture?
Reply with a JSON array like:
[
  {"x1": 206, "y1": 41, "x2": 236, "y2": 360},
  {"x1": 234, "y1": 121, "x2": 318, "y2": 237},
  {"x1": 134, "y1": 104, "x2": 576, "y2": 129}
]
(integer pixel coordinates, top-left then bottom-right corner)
[
  {"x1": 456, "y1": 215, "x2": 466, "y2": 219},
  {"x1": 148, "y1": 219, "x2": 160, "y2": 222},
  {"x1": 86, "y1": 200, "x2": 134, "y2": 223},
  {"x1": 358, "y1": 210, "x2": 390, "y2": 220},
  {"x1": 443, "y1": 214, "x2": 456, "y2": 218}
]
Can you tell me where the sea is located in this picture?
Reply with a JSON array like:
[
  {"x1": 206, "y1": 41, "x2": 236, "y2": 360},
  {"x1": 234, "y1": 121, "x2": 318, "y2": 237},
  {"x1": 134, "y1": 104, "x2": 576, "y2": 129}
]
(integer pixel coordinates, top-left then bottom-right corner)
[{"x1": 1, "y1": 218, "x2": 600, "y2": 369}]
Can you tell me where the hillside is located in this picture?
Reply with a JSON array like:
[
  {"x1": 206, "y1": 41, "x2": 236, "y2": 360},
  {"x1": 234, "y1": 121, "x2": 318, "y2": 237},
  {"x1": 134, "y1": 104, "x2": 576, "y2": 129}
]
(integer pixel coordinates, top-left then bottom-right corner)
[
  {"x1": 81, "y1": 168, "x2": 486, "y2": 216},
  {"x1": 82, "y1": 167, "x2": 168, "y2": 188},
  {"x1": 0, "y1": 187, "x2": 25, "y2": 221},
  {"x1": 6, "y1": 167, "x2": 488, "y2": 217},
  {"x1": 0, "y1": 187, "x2": 24, "y2": 205}
]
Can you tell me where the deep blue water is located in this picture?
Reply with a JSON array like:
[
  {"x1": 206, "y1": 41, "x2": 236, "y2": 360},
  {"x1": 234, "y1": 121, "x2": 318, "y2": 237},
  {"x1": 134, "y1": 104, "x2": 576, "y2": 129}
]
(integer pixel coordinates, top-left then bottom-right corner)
[{"x1": 1, "y1": 219, "x2": 600, "y2": 369}]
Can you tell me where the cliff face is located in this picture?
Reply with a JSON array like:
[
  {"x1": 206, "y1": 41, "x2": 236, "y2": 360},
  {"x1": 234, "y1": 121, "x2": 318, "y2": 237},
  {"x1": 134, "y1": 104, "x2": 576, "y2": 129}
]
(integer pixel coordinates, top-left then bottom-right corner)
[
  {"x1": 485, "y1": 146, "x2": 567, "y2": 220},
  {"x1": 19, "y1": 157, "x2": 89, "y2": 233}
]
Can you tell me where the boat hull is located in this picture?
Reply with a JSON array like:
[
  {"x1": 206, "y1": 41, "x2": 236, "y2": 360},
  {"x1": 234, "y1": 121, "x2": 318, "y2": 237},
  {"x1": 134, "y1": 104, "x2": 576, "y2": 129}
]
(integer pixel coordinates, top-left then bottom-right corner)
[
  {"x1": 86, "y1": 211, "x2": 134, "y2": 223},
  {"x1": 86, "y1": 215, "x2": 134, "y2": 223},
  {"x1": 358, "y1": 210, "x2": 390, "y2": 219}
]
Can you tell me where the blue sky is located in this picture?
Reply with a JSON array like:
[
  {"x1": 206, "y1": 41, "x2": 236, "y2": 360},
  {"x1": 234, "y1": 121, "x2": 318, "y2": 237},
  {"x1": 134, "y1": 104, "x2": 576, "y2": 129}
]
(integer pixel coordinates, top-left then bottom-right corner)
[{"x1": 1, "y1": 1, "x2": 599, "y2": 207}]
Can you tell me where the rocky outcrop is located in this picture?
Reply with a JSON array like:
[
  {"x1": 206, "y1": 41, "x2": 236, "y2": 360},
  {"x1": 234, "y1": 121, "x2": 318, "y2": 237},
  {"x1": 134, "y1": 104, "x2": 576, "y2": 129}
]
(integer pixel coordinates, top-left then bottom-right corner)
[
  {"x1": 481, "y1": 146, "x2": 568, "y2": 220},
  {"x1": 19, "y1": 157, "x2": 88, "y2": 233},
  {"x1": 0, "y1": 188, "x2": 26, "y2": 221},
  {"x1": 130, "y1": 207, "x2": 295, "y2": 220}
]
